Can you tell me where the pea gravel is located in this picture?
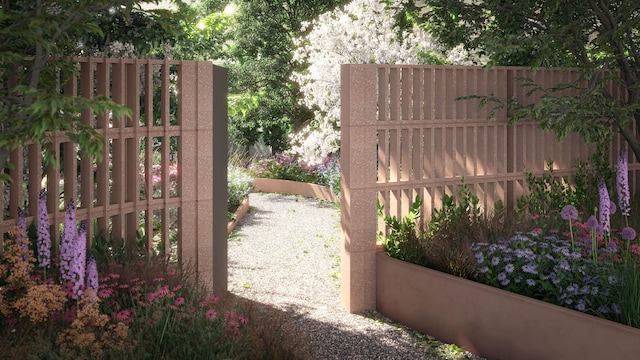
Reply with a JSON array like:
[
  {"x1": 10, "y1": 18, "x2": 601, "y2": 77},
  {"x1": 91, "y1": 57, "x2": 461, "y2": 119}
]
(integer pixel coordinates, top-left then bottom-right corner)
[{"x1": 228, "y1": 192, "x2": 485, "y2": 360}]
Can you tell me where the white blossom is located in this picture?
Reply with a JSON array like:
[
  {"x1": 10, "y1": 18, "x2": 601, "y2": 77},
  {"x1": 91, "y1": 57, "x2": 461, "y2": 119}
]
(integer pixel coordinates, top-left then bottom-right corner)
[{"x1": 289, "y1": 0, "x2": 482, "y2": 164}]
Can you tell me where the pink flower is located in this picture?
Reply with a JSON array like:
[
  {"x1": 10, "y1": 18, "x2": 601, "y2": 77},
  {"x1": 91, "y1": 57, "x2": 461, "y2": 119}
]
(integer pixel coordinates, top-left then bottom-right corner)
[
  {"x1": 113, "y1": 309, "x2": 133, "y2": 322},
  {"x1": 98, "y1": 288, "x2": 114, "y2": 299},
  {"x1": 174, "y1": 297, "x2": 185, "y2": 306},
  {"x1": 147, "y1": 292, "x2": 156, "y2": 303},
  {"x1": 206, "y1": 309, "x2": 217, "y2": 321},
  {"x1": 157, "y1": 285, "x2": 170, "y2": 297}
]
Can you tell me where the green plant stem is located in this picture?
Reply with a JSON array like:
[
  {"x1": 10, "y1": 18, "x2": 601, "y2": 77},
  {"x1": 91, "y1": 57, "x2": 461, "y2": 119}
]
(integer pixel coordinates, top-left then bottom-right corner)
[{"x1": 569, "y1": 219, "x2": 575, "y2": 253}]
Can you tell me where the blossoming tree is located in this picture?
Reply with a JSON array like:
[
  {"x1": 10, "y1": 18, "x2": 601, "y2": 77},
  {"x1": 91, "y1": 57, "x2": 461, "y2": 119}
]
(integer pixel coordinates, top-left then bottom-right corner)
[{"x1": 289, "y1": 0, "x2": 483, "y2": 164}]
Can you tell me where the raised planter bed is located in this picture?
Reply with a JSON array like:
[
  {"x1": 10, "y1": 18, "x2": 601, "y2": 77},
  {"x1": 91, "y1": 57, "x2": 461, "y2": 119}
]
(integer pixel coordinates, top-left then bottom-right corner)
[
  {"x1": 227, "y1": 197, "x2": 250, "y2": 235},
  {"x1": 376, "y1": 251, "x2": 640, "y2": 360},
  {"x1": 252, "y1": 178, "x2": 338, "y2": 203}
]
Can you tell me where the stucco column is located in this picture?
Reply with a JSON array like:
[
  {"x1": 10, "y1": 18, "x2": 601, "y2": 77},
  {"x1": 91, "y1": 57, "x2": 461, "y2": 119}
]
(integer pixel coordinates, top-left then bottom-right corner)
[{"x1": 340, "y1": 64, "x2": 379, "y2": 313}]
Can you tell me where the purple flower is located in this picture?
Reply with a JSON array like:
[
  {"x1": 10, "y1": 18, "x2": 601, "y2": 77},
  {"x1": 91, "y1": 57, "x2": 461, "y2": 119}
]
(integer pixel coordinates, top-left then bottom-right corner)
[
  {"x1": 491, "y1": 256, "x2": 500, "y2": 266},
  {"x1": 617, "y1": 145, "x2": 631, "y2": 217},
  {"x1": 504, "y1": 264, "x2": 515, "y2": 273},
  {"x1": 586, "y1": 215, "x2": 599, "y2": 230},
  {"x1": 621, "y1": 227, "x2": 637, "y2": 241},
  {"x1": 86, "y1": 254, "x2": 99, "y2": 292},
  {"x1": 37, "y1": 189, "x2": 51, "y2": 268},
  {"x1": 560, "y1": 205, "x2": 578, "y2": 220},
  {"x1": 60, "y1": 199, "x2": 77, "y2": 283},
  {"x1": 522, "y1": 263, "x2": 538, "y2": 274},
  {"x1": 598, "y1": 177, "x2": 610, "y2": 233},
  {"x1": 612, "y1": 303, "x2": 622, "y2": 314},
  {"x1": 71, "y1": 221, "x2": 87, "y2": 299},
  {"x1": 609, "y1": 201, "x2": 617, "y2": 215},
  {"x1": 526, "y1": 278, "x2": 536, "y2": 286},
  {"x1": 17, "y1": 207, "x2": 28, "y2": 264}
]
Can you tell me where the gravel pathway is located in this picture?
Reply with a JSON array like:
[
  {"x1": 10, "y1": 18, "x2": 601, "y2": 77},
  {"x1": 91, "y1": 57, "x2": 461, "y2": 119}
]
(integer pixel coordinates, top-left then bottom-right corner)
[{"x1": 228, "y1": 192, "x2": 483, "y2": 360}]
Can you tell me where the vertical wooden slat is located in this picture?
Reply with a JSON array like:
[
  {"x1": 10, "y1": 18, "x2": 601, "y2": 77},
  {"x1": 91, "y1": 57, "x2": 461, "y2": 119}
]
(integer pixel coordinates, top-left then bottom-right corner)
[
  {"x1": 378, "y1": 129, "x2": 388, "y2": 183},
  {"x1": 413, "y1": 67, "x2": 423, "y2": 121},
  {"x1": 412, "y1": 128, "x2": 422, "y2": 181},
  {"x1": 111, "y1": 60, "x2": 125, "y2": 243},
  {"x1": 400, "y1": 128, "x2": 409, "y2": 181},
  {"x1": 389, "y1": 68, "x2": 399, "y2": 121},
  {"x1": 125, "y1": 62, "x2": 140, "y2": 249},
  {"x1": 9, "y1": 149, "x2": 22, "y2": 219},
  {"x1": 378, "y1": 67, "x2": 388, "y2": 122},
  {"x1": 27, "y1": 143, "x2": 42, "y2": 217},
  {"x1": 401, "y1": 67, "x2": 410, "y2": 121},
  {"x1": 144, "y1": 60, "x2": 155, "y2": 254},
  {"x1": 389, "y1": 129, "x2": 399, "y2": 182},
  {"x1": 79, "y1": 59, "x2": 95, "y2": 243}
]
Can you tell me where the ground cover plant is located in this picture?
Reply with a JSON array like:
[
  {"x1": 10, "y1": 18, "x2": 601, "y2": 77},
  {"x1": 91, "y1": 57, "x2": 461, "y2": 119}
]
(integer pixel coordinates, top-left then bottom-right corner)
[
  {"x1": 0, "y1": 191, "x2": 306, "y2": 359},
  {"x1": 378, "y1": 146, "x2": 640, "y2": 328}
]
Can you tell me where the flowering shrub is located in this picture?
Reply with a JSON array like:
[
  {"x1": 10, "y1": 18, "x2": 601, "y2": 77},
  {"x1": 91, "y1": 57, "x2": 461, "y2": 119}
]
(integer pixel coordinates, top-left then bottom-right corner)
[
  {"x1": 0, "y1": 192, "x2": 304, "y2": 358},
  {"x1": 252, "y1": 153, "x2": 340, "y2": 197},
  {"x1": 289, "y1": 0, "x2": 485, "y2": 164},
  {"x1": 228, "y1": 166, "x2": 253, "y2": 210}
]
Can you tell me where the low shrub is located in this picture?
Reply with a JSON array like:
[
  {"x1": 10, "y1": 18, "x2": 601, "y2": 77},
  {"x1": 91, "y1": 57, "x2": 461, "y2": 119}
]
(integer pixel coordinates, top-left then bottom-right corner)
[{"x1": 250, "y1": 153, "x2": 340, "y2": 197}]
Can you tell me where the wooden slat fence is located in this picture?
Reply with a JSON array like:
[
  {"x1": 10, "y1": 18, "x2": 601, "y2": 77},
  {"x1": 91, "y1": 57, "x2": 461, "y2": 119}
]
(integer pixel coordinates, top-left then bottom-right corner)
[
  {"x1": 340, "y1": 64, "x2": 640, "y2": 313},
  {"x1": 0, "y1": 57, "x2": 228, "y2": 293}
]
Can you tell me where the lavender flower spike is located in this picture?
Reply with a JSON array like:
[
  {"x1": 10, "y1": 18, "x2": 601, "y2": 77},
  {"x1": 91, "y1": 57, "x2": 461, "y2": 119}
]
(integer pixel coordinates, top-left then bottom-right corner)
[
  {"x1": 86, "y1": 254, "x2": 99, "y2": 291},
  {"x1": 60, "y1": 198, "x2": 76, "y2": 283},
  {"x1": 71, "y1": 221, "x2": 87, "y2": 299},
  {"x1": 37, "y1": 189, "x2": 51, "y2": 268},
  {"x1": 617, "y1": 144, "x2": 631, "y2": 217},
  {"x1": 598, "y1": 177, "x2": 611, "y2": 233}
]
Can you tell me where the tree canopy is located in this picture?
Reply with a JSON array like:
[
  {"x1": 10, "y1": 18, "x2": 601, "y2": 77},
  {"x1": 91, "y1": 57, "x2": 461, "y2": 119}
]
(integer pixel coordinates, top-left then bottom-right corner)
[
  {"x1": 412, "y1": 0, "x2": 640, "y2": 162},
  {"x1": 0, "y1": 0, "x2": 174, "y2": 173}
]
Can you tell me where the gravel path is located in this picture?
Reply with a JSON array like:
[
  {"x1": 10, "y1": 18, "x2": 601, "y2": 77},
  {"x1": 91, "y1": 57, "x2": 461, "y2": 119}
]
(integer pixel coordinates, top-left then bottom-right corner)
[{"x1": 228, "y1": 192, "x2": 483, "y2": 360}]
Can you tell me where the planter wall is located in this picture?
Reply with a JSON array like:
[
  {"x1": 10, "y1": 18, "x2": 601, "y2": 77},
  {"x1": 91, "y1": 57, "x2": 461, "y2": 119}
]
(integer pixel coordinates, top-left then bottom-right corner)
[
  {"x1": 376, "y1": 252, "x2": 640, "y2": 360},
  {"x1": 252, "y1": 178, "x2": 338, "y2": 203},
  {"x1": 227, "y1": 197, "x2": 250, "y2": 235}
]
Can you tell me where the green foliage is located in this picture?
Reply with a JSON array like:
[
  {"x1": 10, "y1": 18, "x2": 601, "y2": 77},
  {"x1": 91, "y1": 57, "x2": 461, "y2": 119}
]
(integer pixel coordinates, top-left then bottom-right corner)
[
  {"x1": 378, "y1": 195, "x2": 427, "y2": 264},
  {"x1": 224, "y1": 0, "x2": 348, "y2": 153},
  {"x1": 228, "y1": 166, "x2": 253, "y2": 210},
  {"x1": 412, "y1": 0, "x2": 640, "y2": 163},
  {"x1": 0, "y1": 1, "x2": 159, "y2": 172},
  {"x1": 517, "y1": 151, "x2": 614, "y2": 216},
  {"x1": 427, "y1": 177, "x2": 480, "y2": 238}
]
